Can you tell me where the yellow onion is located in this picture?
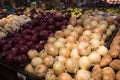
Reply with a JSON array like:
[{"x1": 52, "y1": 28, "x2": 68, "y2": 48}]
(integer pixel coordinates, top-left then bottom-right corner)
[
  {"x1": 69, "y1": 17, "x2": 77, "y2": 26},
  {"x1": 70, "y1": 48, "x2": 80, "y2": 59},
  {"x1": 31, "y1": 57, "x2": 43, "y2": 67},
  {"x1": 97, "y1": 46, "x2": 108, "y2": 56},
  {"x1": 66, "y1": 35, "x2": 77, "y2": 43},
  {"x1": 59, "y1": 47, "x2": 70, "y2": 58},
  {"x1": 58, "y1": 73, "x2": 73, "y2": 80},
  {"x1": 63, "y1": 29, "x2": 71, "y2": 37},
  {"x1": 27, "y1": 49, "x2": 39, "y2": 59},
  {"x1": 38, "y1": 50, "x2": 47, "y2": 59},
  {"x1": 53, "y1": 41, "x2": 64, "y2": 48},
  {"x1": 45, "y1": 73, "x2": 57, "y2": 80},
  {"x1": 65, "y1": 58, "x2": 79, "y2": 73},
  {"x1": 55, "y1": 31, "x2": 64, "y2": 38},
  {"x1": 90, "y1": 21, "x2": 98, "y2": 28},
  {"x1": 82, "y1": 30, "x2": 92, "y2": 37},
  {"x1": 35, "y1": 64, "x2": 48, "y2": 77},
  {"x1": 84, "y1": 24, "x2": 94, "y2": 30},
  {"x1": 93, "y1": 27, "x2": 105, "y2": 34},
  {"x1": 75, "y1": 69, "x2": 91, "y2": 80},
  {"x1": 89, "y1": 38, "x2": 100, "y2": 50},
  {"x1": 83, "y1": 18, "x2": 91, "y2": 26},
  {"x1": 74, "y1": 26, "x2": 83, "y2": 35},
  {"x1": 70, "y1": 31, "x2": 79, "y2": 39},
  {"x1": 45, "y1": 44, "x2": 58, "y2": 57},
  {"x1": 55, "y1": 56, "x2": 67, "y2": 65},
  {"x1": 47, "y1": 37, "x2": 56, "y2": 43},
  {"x1": 57, "y1": 38, "x2": 66, "y2": 44},
  {"x1": 24, "y1": 64, "x2": 34, "y2": 73},
  {"x1": 43, "y1": 55, "x2": 55, "y2": 67},
  {"x1": 90, "y1": 33, "x2": 102, "y2": 40},
  {"x1": 67, "y1": 24, "x2": 74, "y2": 31},
  {"x1": 79, "y1": 56, "x2": 91, "y2": 70},
  {"x1": 78, "y1": 35, "x2": 90, "y2": 42},
  {"x1": 106, "y1": 29, "x2": 112, "y2": 38},
  {"x1": 88, "y1": 52, "x2": 101, "y2": 64},
  {"x1": 109, "y1": 24, "x2": 116, "y2": 31},
  {"x1": 53, "y1": 61, "x2": 65, "y2": 75},
  {"x1": 65, "y1": 42, "x2": 77, "y2": 50}
]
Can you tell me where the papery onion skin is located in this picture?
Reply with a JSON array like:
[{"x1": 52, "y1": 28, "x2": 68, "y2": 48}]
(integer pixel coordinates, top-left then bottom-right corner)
[
  {"x1": 43, "y1": 55, "x2": 55, "y2": 67},
  {"x1": 47, "y1": 37, "x2": 56, "y2": 43},
  {"x1": 97, "y1": 46, "x2": 108, "y2": 56},
  {"x1": 75, "y1": 69, "x2": 91, "y2": 80},
  {"x1": 35, "y1": 64, "x2": 48, "y2": 77},
  {"x1": 65, "y1": 58, "x2": 79, "y2": 73},
  {"x1": 55, "y1": 56, "x2": 67, "y2": 65},
  {"x1": 45, "y1": 73, "x2": 57, "y2": 80},
  {"x1": 59, "y1": 47, "x2": 70, "y2": 58},
  {"x1": 53, "y1": 61, "x2": 65, "y2": 75},
  {"x1": 66, "y1": 36, "x2": 77, "y2": 43},
  {"x1": 27, "y1": 49, "x2": 39, "y2": 59},
  {"x1": 31, "y1": 57, "x2": 43, "y2": 67},
  {"x1": 63, "y1": 29, "x2": 71, "y2": 37},
  {"x1": 79, "y1": 56, "x2": 91, "y2": 70},
  {"x1": 89, "y1": 38, "x2": 100, "y2": 50},
  {"x1": 38, "y1": 50, "x2": 47, "y2": 59},
  {"x1": 24, "y1": 63, "x2": 34, "y2": 73},
  {"x1": 58, "y1": 73, "x2": 73, "y2": 80},
  {"x1": 70, "y1": 48, "x2": 80, "y2": 59}
]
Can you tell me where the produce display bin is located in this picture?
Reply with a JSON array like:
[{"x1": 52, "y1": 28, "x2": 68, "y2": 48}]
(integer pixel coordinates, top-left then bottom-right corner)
[{"x1": 0, "y1": 23, "x2": 120, "y2": 80}]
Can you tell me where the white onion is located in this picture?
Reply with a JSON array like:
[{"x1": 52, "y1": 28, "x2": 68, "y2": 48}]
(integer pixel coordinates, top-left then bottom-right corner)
[
  {"x1": 27, "y1": 49, "x2": 39, "y2": 59},
  {"x1": 97, "y1": 46, "x2": 108, "y2": 56},
  {"x1": 79, "y1": 56, "x2": 91, "y2": 70},
  {"x1": 75, "y1": 69, "x2": 91, "y2": 80},
  {"x1": 59, "y1": 47, "x2": 70, "y2": 58},
  {"x1": 31, "y1": 57, "x2": 43, "y2": 67},
  {"x1": 65, "y1": 58, "x2": 79, "y2": 73},
  {"x1": 55, "y1": 56, "x2": 67, "y2": 65},
  {"x1": 70, "y1": 48, "x2": 80, "y2": 59},
  {"x1": 89, "y1": 38, "x2": 100, "y2": 50},
  {"x1": 53, "y1": 61, "x2": 65, "y2": 75},
  {"x1": 88, "y1": 52, "x2": 101, "y2": 64}
]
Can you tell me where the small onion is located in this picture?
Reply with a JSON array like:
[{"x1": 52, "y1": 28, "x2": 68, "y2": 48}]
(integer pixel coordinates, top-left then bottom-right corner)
[
  {"x1": 53, "y1": 41, "x2": 64, "y2": 48},
  {"x1": 70, "y1": 31, "x2": 79, "y2": 39},
  {"x1": 83, "y1": 18, "x2": 91, "y2": 26},
  {"x1": 74, "y1": 26, "x2": 83, "y2": 35},
  {"x1": 53, "y1": 61, "x2": 65, "y2": 75},
  {"x1": 35, "y1": 64, "x2": 48, "y2": 77},
  {"x1": 55, "y1": 56, "x2": 67, "y2": 65},
  {"x1": 55, "y1": 31, "x2": 64, "y2": 38},
  {"x1": 70, "y1": 48, "x2": 80, "y2": 59},
  {"x1": 58, "y1": 73, "x2": 73, "y2": 80},
  {"x1": 24, "y1": 64, "x2": 34, "y2": 73},
  {"x1": 84, "y1": 24, "x2": 94, "y2": 30},
  {"x1": 93, "y1": 27, "x2": 104, "y2": 34},
  {"x1": 82, "y1": 30, "x2": 91, "y2": 37},
  {"x1": 106, "y1": 29, "x2": 112, "y2": 38},
  {"x1": 66, "y1": 35, "x2": 76, "y2": 43},
  {"x1": 109, "y1": 24, "x2": 116, "y2": 31},
  {"x1": 102, "y1": 34, "x2": 107, "y2": 41},
  {"x1": 97, "y1": 46, "x2": 108, "y2": 56},
  {"x1": 65, "y1": 58, "x2": 79, "y2": 73},
  {"x1": 43, "y1": 55, "x2": 55, "y2": 67},
  {"x1": 47, "y1": 37, "x2": 56, "y2": 43},
  {"x1": 88, "y1": 52, "x2": 101, "y2": 64},
  {"x1": 67, "y1": 24, "x2": 74, "y2": 31},
  {"x1": 63, "y1": 29, "x2": 71, "y2": 37},
  {"x1": 27, "y1": 49, "x2": 38, "y2": 59},
  {"x1": 69, "y1": 17, "x2": 77, "y2": 26},
  {"x1": 31, "y1": 57, "x2": 43, "y2": 67},
  {"x1": 89, "y1": 38, "x2": 100, "y2": 50},
  {"x1": 59, "y1": 47, "x2": 70, "y2": 58},
  {"x1": 45, "y1": 44, "x2": 58, "y2": 57},
  {"x1": 38, "y1": 50, "x2": 47, "y2": 59},
  {"x1": 57, "y1": 38, "x2": 66, "y2": 44},
  {"x1": 90, "y1": 20, "x2": 98, "y2": 28},
  {"x1": 78, "y1": 35, "x2": 90, "y2": 42},
  {"x1": 98, "y1": 23, "x2": 107, "y2": 31},
  {"x1": 45, "y1": 73, "x2": 57, "y2": 80},
  {"x1": 65, "y1": 42, "x2": 77, "y2": 50},
  {"x1": 90, "y1": 33, "x2": 102, "y2": 40},
  {"x1": 75, "y1": 69, "x2": 91, "y2": 80},
  {"x1": 79, "y1": 56, "x2": 91, "y2": 70}
]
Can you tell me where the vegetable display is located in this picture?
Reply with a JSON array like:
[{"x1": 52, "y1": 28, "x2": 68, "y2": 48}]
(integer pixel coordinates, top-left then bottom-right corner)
[
  {"x1": 0, "y1": 12, "x2": 70, "y2": 66},
  {"x1": 24, "y1": 14, "x2": 120, "y2": 80}
]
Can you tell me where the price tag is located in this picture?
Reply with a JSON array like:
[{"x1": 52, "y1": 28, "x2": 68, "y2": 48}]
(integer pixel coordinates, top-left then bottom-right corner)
[{"x1": 17, "y1": 72, "x2": 26, "y2": 80}]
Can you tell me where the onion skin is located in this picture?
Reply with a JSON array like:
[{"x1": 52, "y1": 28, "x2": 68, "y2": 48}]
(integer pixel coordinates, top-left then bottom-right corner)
[
  {"x1": 97, "y1": 46, "x2": 108, "y2": 56},
  {"x1": 43, "y1": 55, "x2": 55, "y2": 67},
  {"x1": 38, "y1": 50, "x2": 47, "y2": 59},
  {"x1": 70, "y1": 48, "x2": 80, "y2": 59},
  {"x1": 24, "y1": 64, "x2": 34, "y2": 73},
  {"x1": 58, "y1": 73, "x2": 73, "y2": 80},
  {"x1": 55, "y1": 56, "x2": 67, "y2": 65},
  {"x1": 75, "y1": 69, "x2": 91, "y2": 80},
  {"x1": 66, "y1": 36, "x2": 77, "y2": 43},
  {"x1": 47, "y1": 37, "x2": 56, "y2": 43},
  {"x1": 59, "y1": 47, "x2": 70, "y2": 58},
  {"x1": 27, "y1": 49, "x2": 38, "y2": 59},
  {"x1": 31, "y1": 57, "x2": 43, "y2": 67},
  {"x1": 45, "y1": 73, "x2": 57, "y2": 80},
  {"x1": 65, "y1": 58, "x2": 79, "y2": 73},
  {"x1": 63, "y1": 29, "x2": 71, "y2": 37},
  {"x1": 53, "y1": 61, "x2": 65, "y2": 75},
  {"x1": 35, "y1": 64, "x2": 48, "y2": 77}
]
